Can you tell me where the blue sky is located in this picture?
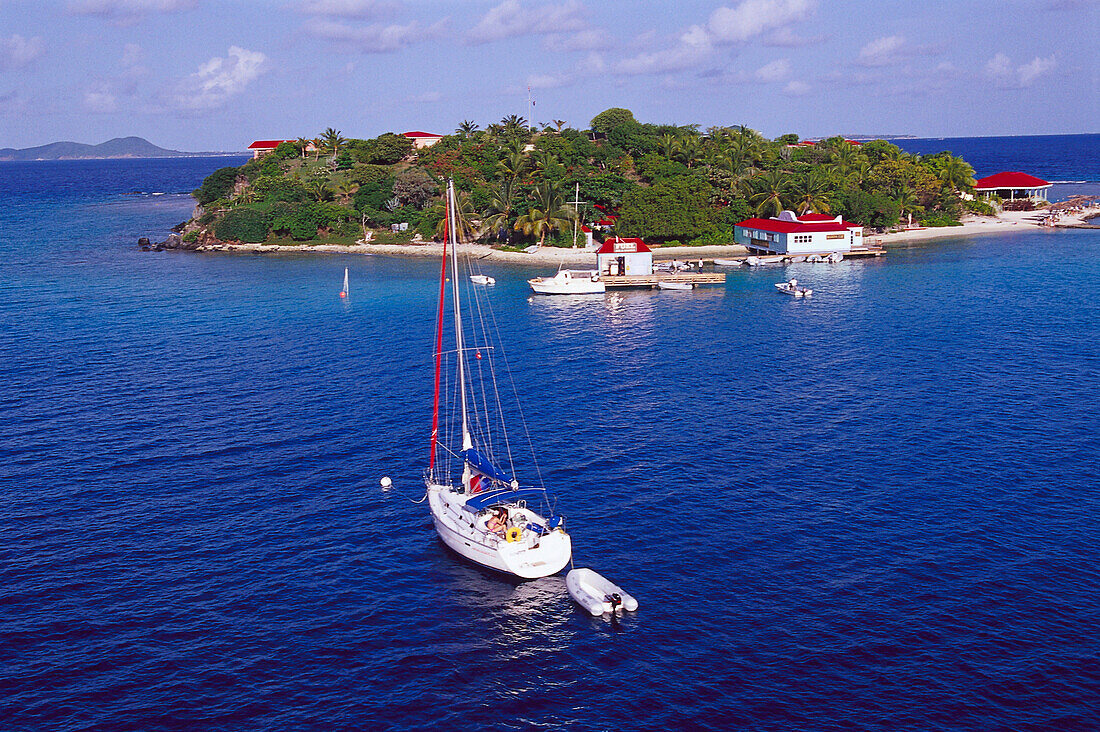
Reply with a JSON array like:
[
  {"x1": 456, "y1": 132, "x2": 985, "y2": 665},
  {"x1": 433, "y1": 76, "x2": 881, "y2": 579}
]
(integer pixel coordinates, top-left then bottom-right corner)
[{"x1": 1, "y1": 0, "x2": 1096, "y2": 150}]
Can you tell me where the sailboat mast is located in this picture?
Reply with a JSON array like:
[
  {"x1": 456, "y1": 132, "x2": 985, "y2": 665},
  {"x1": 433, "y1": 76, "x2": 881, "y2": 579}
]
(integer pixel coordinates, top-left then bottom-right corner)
[{"x1": 447, "y1": 180, "x2": 473, "y2": 451}]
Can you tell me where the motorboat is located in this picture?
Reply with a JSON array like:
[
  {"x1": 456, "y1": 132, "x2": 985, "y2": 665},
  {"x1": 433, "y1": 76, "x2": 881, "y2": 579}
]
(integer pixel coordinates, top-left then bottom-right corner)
[
  {"x1": 657, "y1": 280, "x2": 693, "y2": 291},
  {"x1": 788, "y1": 256, "x2": 806, "y2": 263},
  {"x1": 426, "y1": 180, "x2": 572, "y2": 579},
  {"x1": 713, "y1": 258, "x2": 742, "y2": 267},
  {"x1": 775, "y1": 278, "x2": 813, "y2": 297},
  {"x1": 566, "y1": 568, "x2": 638, "y2": 616},
  {"x1": 826, "y1": 252, "x2": 844, "y2": 263},
  {"x1": 528, "y1": 269, "x2": 605, "y2": 295},
  {"x1": 470, "y1": 274, "x2": 495, "y2": 285}
]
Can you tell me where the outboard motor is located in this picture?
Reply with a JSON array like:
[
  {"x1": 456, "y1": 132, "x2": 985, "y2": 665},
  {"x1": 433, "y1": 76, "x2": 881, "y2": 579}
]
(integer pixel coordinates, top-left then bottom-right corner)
[{"x1": 605, "y1": 593, "x2": 623, "y2": 612}]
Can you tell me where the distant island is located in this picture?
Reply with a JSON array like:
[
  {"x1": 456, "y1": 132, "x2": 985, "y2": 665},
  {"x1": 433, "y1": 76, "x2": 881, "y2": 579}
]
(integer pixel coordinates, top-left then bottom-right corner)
[{"x1": 0, "y1": 136, "x2": 241, "y2": 161}]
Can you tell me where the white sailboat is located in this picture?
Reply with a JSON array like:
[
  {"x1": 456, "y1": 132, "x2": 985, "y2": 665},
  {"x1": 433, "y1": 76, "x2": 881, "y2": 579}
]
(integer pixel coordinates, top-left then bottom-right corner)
[
  {"x1": 339, "y1": 267, "x2": 349, "y2": 298},
  {"x1": 426, "y1": 180, "x2": 572, "y2": 579}
]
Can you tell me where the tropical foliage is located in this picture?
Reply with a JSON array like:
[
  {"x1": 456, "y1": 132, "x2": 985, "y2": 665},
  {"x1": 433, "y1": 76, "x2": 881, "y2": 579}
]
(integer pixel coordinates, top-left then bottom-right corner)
[{"x1": 192, "y1": 111, "x2": 978, "y2": 246}]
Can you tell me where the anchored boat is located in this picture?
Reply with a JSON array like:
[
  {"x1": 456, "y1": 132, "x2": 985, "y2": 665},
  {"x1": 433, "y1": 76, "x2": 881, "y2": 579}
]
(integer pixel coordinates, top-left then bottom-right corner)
[
  {"x1": 775, "y1": 278, "x2": 813, "y2": 297},
  {"x1": 528, "y1": 269, "x2": 605, "y2": 295},
  {"x1": 426, "y1": 181, "x2": 572, "y2": 579}
]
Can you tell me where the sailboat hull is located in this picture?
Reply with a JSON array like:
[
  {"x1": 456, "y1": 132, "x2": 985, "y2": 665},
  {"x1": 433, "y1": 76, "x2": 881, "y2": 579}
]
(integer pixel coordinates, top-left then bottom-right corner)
[{"x1": 427, "y1": 483, "x2": 572, "y2": 579}]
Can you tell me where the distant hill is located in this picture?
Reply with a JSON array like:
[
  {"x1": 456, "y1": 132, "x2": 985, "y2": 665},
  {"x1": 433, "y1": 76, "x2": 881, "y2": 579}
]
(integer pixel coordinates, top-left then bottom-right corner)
[{"x1": 0, "y1": 136, "x2": 237, "y2": 160}]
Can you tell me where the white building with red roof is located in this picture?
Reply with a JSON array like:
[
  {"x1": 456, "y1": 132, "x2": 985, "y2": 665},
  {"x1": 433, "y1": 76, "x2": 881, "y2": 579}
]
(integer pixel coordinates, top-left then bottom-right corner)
[
  {"x1": 402, "y1": 131, "x2": 444, "y2": 149},
  {"x1": 247, "y1": 139, "x2": 316, "y2": 159},
  {"x1": 597, "y1": 236, "x2": 652, "y2": 276},
  {"x1": 734, "y1": 211, "x2": 864, "y2": 254},
  {"x1": 974, "y1": 172, "x2": 1051, "y2": 201},
  {"x1": 248, "y1": 140, "x2": 291, "y2": 159}
]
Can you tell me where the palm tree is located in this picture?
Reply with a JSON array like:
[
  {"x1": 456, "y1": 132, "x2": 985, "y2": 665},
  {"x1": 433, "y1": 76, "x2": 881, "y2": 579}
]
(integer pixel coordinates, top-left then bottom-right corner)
[
  {"x1": 792, "y1": 170, "x2": 831, "y2": 214},
  {"x1": 938, "y1": 156, "x2": 976, "y2": 192},
  {"x1": 455, "y1": 120, "x2": 479, "y2": 138},
  {"x1": 673, "y1": 135, "x2": 703, "y2": 169},
  {"x1": 320, "y1": 128, "x2": 347, "y2": 163},
  {"x1": 551, "y1": 119, "x2": 567, "y2": 133},
  {"x1": 658, "y1": 134, "x2": 678, "y2": 159},
  {"x1": 307, "y1": 180, "x2": 334, "y2": 202},
  {"x1": 311, "y1": 138, "x2": 324, "y2": 161},
  {"x1": 498, "y1": 146, "x2": 527, "y2": 180},
  {"x1": 295, "y1": 137, "x2": 311, "y2": 159},
  {"x1": 479, "y1": 178, "x2": 517, "y2": 241},
  {"x1": 513, "y1": 183, "x2": 573, "y2": 246},
  {"x1": 336, "y1": 181, "x2": 359, "y2": 204},
  {"x1": 435, "y1": 190, "x2": 479, "y2": 243},
  {"x1": 751, "y1": 170, "x2": 792, "y2": 217}
]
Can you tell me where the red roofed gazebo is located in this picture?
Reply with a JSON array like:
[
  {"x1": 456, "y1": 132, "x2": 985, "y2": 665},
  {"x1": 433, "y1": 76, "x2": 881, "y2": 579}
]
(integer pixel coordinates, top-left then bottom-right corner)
[{"x1": 974, "y1": 172, "x2": 1051, "y2": 201}]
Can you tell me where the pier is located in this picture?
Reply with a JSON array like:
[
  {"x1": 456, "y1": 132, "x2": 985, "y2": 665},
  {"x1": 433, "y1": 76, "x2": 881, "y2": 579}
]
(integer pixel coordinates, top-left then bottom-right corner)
[{"x1": 602, "y1": 272, "x2": 727, "y2": 288}]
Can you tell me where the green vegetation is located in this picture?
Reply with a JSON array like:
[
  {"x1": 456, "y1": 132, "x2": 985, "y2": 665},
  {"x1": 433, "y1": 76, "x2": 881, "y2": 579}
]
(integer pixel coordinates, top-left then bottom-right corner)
[{"x1": 190, "y1": 112, "x2": 979, "y2": 247}]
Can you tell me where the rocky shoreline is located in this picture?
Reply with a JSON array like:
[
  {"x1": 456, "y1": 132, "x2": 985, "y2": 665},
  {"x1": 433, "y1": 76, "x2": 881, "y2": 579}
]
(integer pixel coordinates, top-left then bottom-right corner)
[{"x1": 138, "y1": 208, "x2": 1099, "y2": 260}]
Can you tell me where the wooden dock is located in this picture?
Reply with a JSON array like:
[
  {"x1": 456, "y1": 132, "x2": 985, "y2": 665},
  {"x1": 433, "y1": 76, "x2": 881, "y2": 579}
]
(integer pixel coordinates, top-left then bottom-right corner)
[{"x1": 602, "y1": 272, "x2": 726, "y2": 288}]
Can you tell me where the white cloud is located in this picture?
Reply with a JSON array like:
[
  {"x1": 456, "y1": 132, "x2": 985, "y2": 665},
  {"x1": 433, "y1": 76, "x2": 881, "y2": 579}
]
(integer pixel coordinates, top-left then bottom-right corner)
[
  {"x1": 121, "y1": 42, "x2": 143, "y2": 67},
  {"x1": 1017, "y1": 55, "x2": 1056, "y2": 85},
  {"x1": 295, "y1": 0, "x2": 396, "y2": 18},
  {"x1": 468, "y1": 0, "x2": 587, "y2": 44},
  {"x1": 0, "y1": 34, "x2": 45, "y2": 69},
  {"x1": 708, "y1": 0, "x2": 814, "y2": 43},
  {"x1": 614, "y1": 24, "x2": 712, "y2": 75},
  {"x1": 611, "y1": 0, "x2": 813, "y2": 79},
  {"x1": 544, "y1": 28, "x2": 603, "y2": 52},
  {"x1": 755, "y1": 58, "x2": 790, "y2": 82},
  {"x1": 407, "y1": 91, "x2": 442, "y2": 103},
  {"x1": 68, "y1": 0, "x2": 196, "y2": 24},
  {"x1": 783, "y1": 79, "x2": 810, "y2": 95},
  {"x1": 83, "y1": 81, "x2": 117, "y2": 112},
  {"x1": 986, "y1": 52, "x2": 1056, "y2": 88},
  {"x1": 764, "y1": 27, "x2": 823, "y2": 48},
  {"x1": 857, "y1": 35, "x2": 907, "y2": 66},
  {"x1": 305, "y1": 18, "x2": 439, "y2": 52},
  {"x1": 170, "y1": 46, "x2": 267, "y2": 110}
]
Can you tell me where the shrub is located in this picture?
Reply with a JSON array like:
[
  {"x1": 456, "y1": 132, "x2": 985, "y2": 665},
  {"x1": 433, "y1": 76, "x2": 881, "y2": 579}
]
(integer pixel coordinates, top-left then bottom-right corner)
[
  {"x1": 920, "y1": 212, "x2": 962, "y2": 227},
  {"x1": 214, "y1": 207, "x2": 270, "y2": 242},
  {"x1": 965, "y1": 199, "x2": 995, "y2": 216},
  {"x1": 195, "y1": 166, "x2": 240, "y2": 205},
  {"x1": 182, "y1": 230, "x2": 199, "y2": 243}
]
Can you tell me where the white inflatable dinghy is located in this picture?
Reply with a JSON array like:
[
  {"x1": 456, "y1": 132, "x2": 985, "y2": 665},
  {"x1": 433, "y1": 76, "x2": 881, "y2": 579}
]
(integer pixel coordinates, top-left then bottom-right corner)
[{"x1": 566, "y1": 568, "x2": 639, "y2": 616}]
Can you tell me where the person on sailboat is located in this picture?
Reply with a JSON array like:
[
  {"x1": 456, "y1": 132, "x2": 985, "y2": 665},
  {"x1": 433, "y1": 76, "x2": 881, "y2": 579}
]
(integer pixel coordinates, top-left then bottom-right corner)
[{"x1": 486, "y1": 507, "x2": 508, "y2": 536}]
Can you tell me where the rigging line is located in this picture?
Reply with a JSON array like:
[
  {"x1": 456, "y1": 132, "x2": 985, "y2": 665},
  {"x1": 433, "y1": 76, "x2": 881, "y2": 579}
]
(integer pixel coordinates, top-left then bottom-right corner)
[
  {"x1": 480, "y1": 277, "x2": 549, "y2": 501},
  {"x1": 461, "y1": 249, "x2": 517, "y2": 479},
  {"x1": 428, "y1": 197, "x2": 450, "y2": 477},
  {"x1": 462, "y1": 253, "x2": 501, "y2": 466}
]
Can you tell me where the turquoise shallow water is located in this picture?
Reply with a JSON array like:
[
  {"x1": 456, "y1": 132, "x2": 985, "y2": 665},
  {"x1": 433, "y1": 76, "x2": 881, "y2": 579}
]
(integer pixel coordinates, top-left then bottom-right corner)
[{"x1": 1, "y1": 155, "x2": 1099, "y2": 731}]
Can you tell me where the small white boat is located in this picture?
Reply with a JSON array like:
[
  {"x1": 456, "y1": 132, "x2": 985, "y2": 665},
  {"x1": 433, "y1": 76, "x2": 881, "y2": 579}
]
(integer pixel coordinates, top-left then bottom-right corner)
[
  {"x1": 528, "y1": 269, "x2": 605, "y2": 295},
  {"x1": 775, "y1": 278, "x2": 813, "y2": 297},
  {"x1": 826, "y1": 252, "x2": 844, "y2": 263},
  {"x1": 470, "y1": 274, "x2": 495, "y2": 285},
  {"x1": 788, "y1": 256, "x2": 806, "y2": 263},
  {"x1": 657, "y1": 280, "x2": 693, "y2": 291},
  {"x1": 566, "y1": 568, "x2": 639, "y2": 616},
  {"x1": 806, "y1": 255, "x2": 824, "y2": 263},
  {"x1": 713, "y1": 258, "x2": 742, "y2": 267},
  {"x1": 523, "y1": 244, "x2": 541, "y2": 254},
  {"x1": 745, "y1": 255, "x2": 784, "y2": 266}
]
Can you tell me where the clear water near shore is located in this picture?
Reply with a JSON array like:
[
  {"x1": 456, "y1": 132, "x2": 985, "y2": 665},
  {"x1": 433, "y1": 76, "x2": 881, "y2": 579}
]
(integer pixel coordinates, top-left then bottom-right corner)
[{"x1": 2, "y1": 152, "x2": 1099, "y2": 730}]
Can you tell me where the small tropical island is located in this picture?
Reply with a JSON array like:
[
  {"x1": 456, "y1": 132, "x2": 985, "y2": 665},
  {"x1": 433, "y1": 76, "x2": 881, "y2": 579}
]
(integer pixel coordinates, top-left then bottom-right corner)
[
  {"x1": 0, "y1": 136, "x2": 234, "y2": 161},
  {"x1": 161, "y1": 108, "x2": 1080, "y2": 256}
]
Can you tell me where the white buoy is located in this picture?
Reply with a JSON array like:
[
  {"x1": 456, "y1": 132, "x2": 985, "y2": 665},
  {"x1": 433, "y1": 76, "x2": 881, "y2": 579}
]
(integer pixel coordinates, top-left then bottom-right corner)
[{"x1": 380, "y1": 476, "x2": 392, "y2": 489}]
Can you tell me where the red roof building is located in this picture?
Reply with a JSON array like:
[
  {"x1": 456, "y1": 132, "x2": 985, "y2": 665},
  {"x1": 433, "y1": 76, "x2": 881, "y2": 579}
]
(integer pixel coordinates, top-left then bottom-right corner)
[
  {"x1": 734, "y1": 211, "x2": 863, "y2": 255},
  {"x1": 974, "y1": 172, "x2": 1051, "y2": 201},
  {"x1": 402, "y1": 131, "x2": 444, "y2": 149},
  {"x1": 597, "y1": 237, "x2": 652, "y2": 276},
  {"x1": 248, "y1": 139, "x2": 292, "y2": 159}
]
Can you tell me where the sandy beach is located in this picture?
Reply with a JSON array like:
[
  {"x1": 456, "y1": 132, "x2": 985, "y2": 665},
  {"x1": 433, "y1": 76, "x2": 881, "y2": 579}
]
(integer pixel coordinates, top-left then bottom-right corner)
[{"x1": 192, "y1": 206, "x2": 1099, "y2": 263}]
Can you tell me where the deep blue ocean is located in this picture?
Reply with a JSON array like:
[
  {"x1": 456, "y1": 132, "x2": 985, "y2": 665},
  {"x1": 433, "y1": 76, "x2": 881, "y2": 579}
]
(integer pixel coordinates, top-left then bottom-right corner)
[{"x1": 1, "y1": 137, "x2": 1099, "y2": 731}]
